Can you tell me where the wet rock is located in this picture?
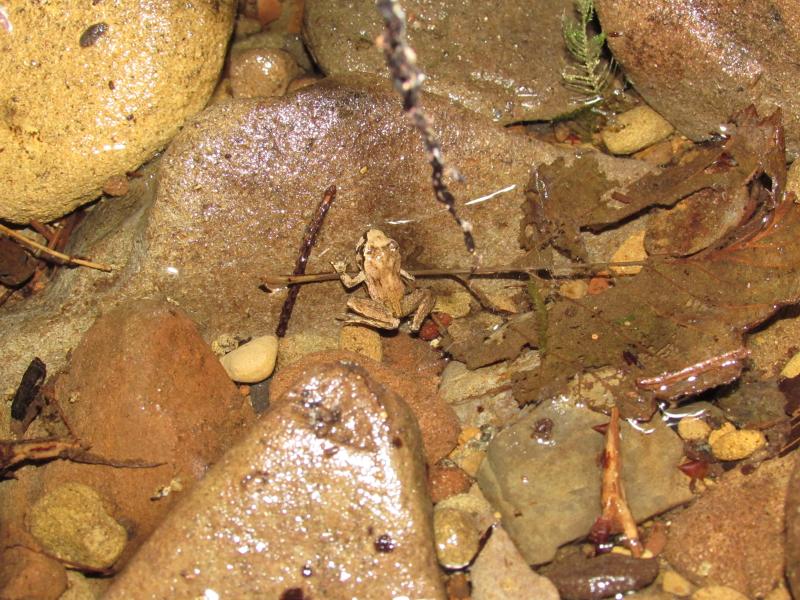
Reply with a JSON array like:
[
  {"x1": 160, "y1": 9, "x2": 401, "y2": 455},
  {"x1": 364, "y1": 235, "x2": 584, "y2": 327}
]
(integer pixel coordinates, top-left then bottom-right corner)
[
  {"x1": 433, "y1": 506, "x2": 480, "y2": 569},
  {"x1": 709, "y1": 427, "x2": 766, "y2": 461},
  {"x1": 428, "y1": 463, "x2": 472, "y2": 504},
  {"x1": 220, "y1": 334, "x2": 278, "y2": 382},
  {"x1": 471, "y1": 526, "x2": 559, "y2": 600},
  {"x1": 339, "y1": 324, "x2": 383, "y2": 362},
  {"x1": 0, "y1": 76, "x2": 650, "y2": 400},
  {"x1": 543, "y1": 552, "x2": 659, "y2": 600},
  {"x1": 60, "y1": 571, "x2": 102, "y2": 600},
  {"x1": 229, "y1": 47, "x2": 302, "y2": 98},
  {"x1": 601, "y1": 106, "x2": 675, "y2": 155},
  {"x1": 0, "y1": 299, "x2": 254, "y2": 563},
  {"x1": 787, "y1": 456, "x2": 800, "y2": 598},
  {"x1": 304, "y1": 0, "x2": 586, "y2": 123},
  {"x1": 0, "y1": 545, "x2": 68, "y2": 600},
  {"x1": 0, "y1": 0, "x2": 234, "y2": 223},
  {"x1": 665, "y1": 455, "x2": 794, "y2": 597},
  {"x1": 662, "y1": 570, "x2": 694, "y2": 597},
  {"x1": 596, "y1": 0, "x2": 800, "y2": 158},
  {"x1": 271, "y1": 349, "x2": 459, "y2": 465},
  {"x1": 477, "y1": 396, "x2": 692, "y2": 565},
  {"x1": 105, "y1": 360, "x2": 445, "y2": 599},
  {"x1": 716, "y1": 381, "x2": 787, "y2": 426},
  {"x1": 677, "y1": 416, "x2": 712, "y2": 443},
  {"x1": 436, "y1": 488, "x2": 499, "y2": 534},
  {"x1": 27, "y1": 483, "x2": 127, "y2": 570},
  {"x1": 691, "y1": 586, "x2": 749, "y2": 600}
]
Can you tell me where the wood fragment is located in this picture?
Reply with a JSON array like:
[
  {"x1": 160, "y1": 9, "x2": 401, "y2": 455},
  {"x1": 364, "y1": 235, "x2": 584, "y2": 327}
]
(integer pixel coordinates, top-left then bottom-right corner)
[
  {"x1": 0, "y1": 223, "x2": 112, "y2": 272},
  {"x1": 10, "y1": 357, "x2": 46, "y2": 436},
  {"x1": 589, "y1": 406, "x2": 643, "y2": 556},
  {"x1": 275, "y1": 185, "x2": 336, "y2": 337}
]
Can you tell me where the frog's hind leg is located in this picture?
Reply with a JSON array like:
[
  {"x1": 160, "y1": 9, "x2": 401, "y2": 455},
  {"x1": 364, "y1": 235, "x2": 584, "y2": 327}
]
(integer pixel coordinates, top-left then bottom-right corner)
[
  {"x1": 342, "y1": 297, "x2": 400, "y2": 330},
  {"x1": 403, "y1": 288, "x2": 434, "y2": 332}
]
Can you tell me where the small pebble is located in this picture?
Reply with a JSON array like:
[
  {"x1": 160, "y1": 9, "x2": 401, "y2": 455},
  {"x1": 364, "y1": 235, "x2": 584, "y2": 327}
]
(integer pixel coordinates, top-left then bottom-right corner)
[
  {"x1": 339, "y1": 324, "x2": 382, "y2": 362},
  {"x1": 434, "y1": 292, "x2": 472, "y2": 318},
  {"x1": 662, "y1": 570, "x2": 693, "y2": 596},
  {"x1": 710, "y1": 428, "x2": 767, "y2": 461},
  {"x1": 602, "y1": 106, "x2": 675, "y2": 155},
  {"x1": 433, "y1": 507, "x2": 481, "y2": 569},
  {"x1": 229, "y1": 47, "x2": 301, "y2": 99},
  {"x1": 781, "y1": 351, "x2": 800, "y2": 378},
  {"x1": 707, "y1": 422, "x2": 736, "y2": 446},
  {"x1": 610, "y1": 230, "x2": 646, "y2": 275},
  {"x1": 211, "y1": 333, "x2": 238, "y2": 356},
  {"x1": 219, "y1": 335, "x2": 278, "y2": 383},
  {"x1": 28, "y1": 483, "x2": 127, "y2": 570},
  {"x1": 428, "y1": 464, "x2": 472, "y2": 504},
  {"x1": 559, "y1": 280, "x2": 588, "y2": 300},
  {"x1": 692, "y1": 585, "x2": 749, "y2": 600},
  {"x1": 677, "y1": 417, "x2": 712, "y2": 442}
]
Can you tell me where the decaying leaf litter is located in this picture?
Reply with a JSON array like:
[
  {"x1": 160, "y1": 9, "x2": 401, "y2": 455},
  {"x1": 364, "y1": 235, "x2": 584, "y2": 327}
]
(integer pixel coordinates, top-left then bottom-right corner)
[{"x1": 447, "y1": 108, "x2": 800, "y2": 421}]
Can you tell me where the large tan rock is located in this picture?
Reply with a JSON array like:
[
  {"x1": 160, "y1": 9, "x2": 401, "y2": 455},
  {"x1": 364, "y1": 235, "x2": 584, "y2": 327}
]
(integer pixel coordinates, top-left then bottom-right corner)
[
  {"x1": 0, "y1": 0, "x2": 235, "y2": 223},
  {"x1": 105, "y1": 359, "x2": 445, "y2": 599}
]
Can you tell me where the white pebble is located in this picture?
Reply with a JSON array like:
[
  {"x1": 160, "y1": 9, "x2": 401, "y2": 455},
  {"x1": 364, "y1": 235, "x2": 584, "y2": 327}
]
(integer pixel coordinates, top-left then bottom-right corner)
[{"x1": 220, "y1": 335, "x2": 278, "y2": 383}]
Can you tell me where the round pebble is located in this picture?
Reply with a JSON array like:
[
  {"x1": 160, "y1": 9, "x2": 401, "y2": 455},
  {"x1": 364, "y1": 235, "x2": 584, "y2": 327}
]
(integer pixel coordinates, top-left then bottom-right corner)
[
  {"x1": 433, "y1": 507, "x2": 481, "y2": 569},
  {"x1": 710, "y1": 428, "x2": 767, "y2": 461},
  {"x1": 662, "y1": 570, "x2": 693, "y2": 596},
  {"x1": 339, "y1": 324, "x2": 382, "y2": 362},
  {"x1": 707, "y1": 422, "x2": 736, "y2": 446},
  {"x1": 434, "y1": 292, "x2": 472, "y2": 319},
  {"x1": 677, "y1": 417, "x2": 712, "y2": 442},
  {"x1": 601, "y1": 106, "x2": 675, "y2": 155},
  {"x1": 229, "y1": 47, "x2": 301, "y2": 99},
  {"x1": 27, "y1": 483, "x2": 127, "y2": 570},
  {"x1": 220, "y1": 335, "x2": 278, "y2": 383},
  {"x1": 692, "y1": 585, "x2": 749, "y2": 600}
]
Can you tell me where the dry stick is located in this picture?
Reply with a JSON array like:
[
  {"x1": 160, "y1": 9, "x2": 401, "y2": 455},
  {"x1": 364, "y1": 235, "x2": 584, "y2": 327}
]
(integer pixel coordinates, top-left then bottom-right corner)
[
  {"x1": 261, "y1": 259, "x2": 650, "y2": 289},
  {"x1": 376, "y1": 0, "x2": 476, "y2": 256},
  {"x1": 275, "y1": 185, "x2": 337, "y2": 337},
  {"x1": 0, "y1": 223, "x2": 111, "y2": 272}
]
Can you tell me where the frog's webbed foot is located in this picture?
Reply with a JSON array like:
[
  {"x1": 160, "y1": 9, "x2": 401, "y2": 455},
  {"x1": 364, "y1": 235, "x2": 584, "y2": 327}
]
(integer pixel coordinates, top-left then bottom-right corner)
[
  {"x1": 402, "y1": 288, "x2": 434, "y2": 332},
  {"x1": 331, "y1": 260, "x2": 365, "y2": 289}
]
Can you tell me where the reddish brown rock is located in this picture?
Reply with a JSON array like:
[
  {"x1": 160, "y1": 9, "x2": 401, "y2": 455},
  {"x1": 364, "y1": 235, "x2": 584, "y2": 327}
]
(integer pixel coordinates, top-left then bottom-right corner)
[
  {"x1": 428, "y1": 464, "x2": 473, "y2": 505},
  {"x1": 271, "y1": 347, "x2": 460, "y2": 465},
  {"x1": 665, "y1": 456, "x2": 793, "y2": 597},
  {"x1": 596, "y1": 0, "x2": 800, "y2": 158},
  {"x1": 105, "y1": 360, "x2": 445, "y2": 599},
  {"x1": 0, "y1": 546, "x2": 67, "y2": 600},
  {"x1": 0, "y1": 299, "x2": 254, "y2": 564}
]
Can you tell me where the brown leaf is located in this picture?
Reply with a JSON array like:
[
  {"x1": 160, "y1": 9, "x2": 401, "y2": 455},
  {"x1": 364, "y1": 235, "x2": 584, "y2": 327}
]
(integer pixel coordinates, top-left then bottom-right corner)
[{"x1": 0, "y1": 236, "x2": 35, "y2": 287}]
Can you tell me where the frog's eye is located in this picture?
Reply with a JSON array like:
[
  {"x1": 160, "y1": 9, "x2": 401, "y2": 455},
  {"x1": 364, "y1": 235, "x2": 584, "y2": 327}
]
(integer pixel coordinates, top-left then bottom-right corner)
[{"x1": 388, "y1": 241, "x2": 398, "y2": 252}]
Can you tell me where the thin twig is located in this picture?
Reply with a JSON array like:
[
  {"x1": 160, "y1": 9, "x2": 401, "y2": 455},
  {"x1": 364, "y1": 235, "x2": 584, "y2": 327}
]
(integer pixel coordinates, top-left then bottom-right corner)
[
  {"x1": 275, "y1": 185, "x2": 337, "y2": 337},
  {"x1": 261, "y1": 259, "x2": 651, "y2": 289},
  {"x1": 0, "y1": 223, "x2": 111, "y2": 272},
  {"x1": 376, "y1": 0, "x2": 475, "y2": 256}
]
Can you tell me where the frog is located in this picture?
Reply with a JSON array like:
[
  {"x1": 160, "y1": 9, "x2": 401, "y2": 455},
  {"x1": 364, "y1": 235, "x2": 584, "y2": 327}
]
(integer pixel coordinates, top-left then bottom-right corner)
[{"x1": 331, "y1": 229, "x2": 434, "y2": 332}]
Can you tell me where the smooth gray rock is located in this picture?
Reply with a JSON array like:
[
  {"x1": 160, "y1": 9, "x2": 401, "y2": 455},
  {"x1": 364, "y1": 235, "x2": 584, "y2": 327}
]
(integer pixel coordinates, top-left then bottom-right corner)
[
  {"x1": 304, "y1": 0, "x2": 590, "y2": 123},
  {"x1": 477, "y1": 396, "x2": 692, "y2": 564}
]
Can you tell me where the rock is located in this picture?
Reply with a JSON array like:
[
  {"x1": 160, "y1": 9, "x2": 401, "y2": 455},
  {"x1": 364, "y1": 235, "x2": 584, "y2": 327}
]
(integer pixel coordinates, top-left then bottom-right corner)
[
  {"x1": 104, "y1": 360, "x2": 445, "y2": 599},
  {"x1": 691, "y1": 586, "x2": 749, "y2": 600},
  {"x1": 271, "y1": 349, "x2": 459, "y2": 465},
  {"x1": 436, "y1": 488, "x2": 499, "y2": 533},
  {"x1": 229, "y1": 47, "x2": 302, "y2": 98},
  {"x1": 428, "y1": 463, "x2": 472, "y2": 504},
  {"x1": 543, "y1": 552, "x2": 660, "y2": 600},
  {"x1": 339, "y1": 324, "x2": 382, "y2": 362},
  {"x1": 471, "y1": 526, "x2": 559, "y2": 600},
  {"x1": 0, "y1": 300, "x2": 254, "y2": 563},
  {"x1": 477, "y1": 395, "x2": 692, "y2": 565},
  {"x1": 304, "y1": 0, "x2": 588, "y2": 124},
  {"x1": 665, "y1": 456, "x2": 793, "y2": 597},
  {"x1": 0, "y1": 546, "x2": 68, "y2": 600},
  {"x1": 433, "y1": 291, "x2": 473, "y2": 319},
  {"x1": 609, "y1": 229, "x2": 646, "y2": 275},
  {"x1": 601, "y1": 106, "x2": 675, "y2": 155},
  {"x1": 60, "y1": 571, "x2": 103, "y2": 600},
  {"x1": 662, "y1": 570, "x2": 693, "y2": 597},
  {"x1": 27, "y1": 483, "x2": 127, "y2": 570},
  {"x1": 787, "y1": 456, "x2": 800, "y2": 598},
  {"x1": 0, "y1": 0, "x2": 235, "y2": 223},
  {"x1": 710, "y1": 428, "x2": 767, "y2": 461},
  {"x1": 0, "y1": 76, "x2": 650, "y2": 401},
  {"x1": 707, "y1": 422, "x2": 736, "y2": 446},
  {"x1": 782, "y1": 351, "x2": 800, "y2": 378},
  {"x1": 433, "y1": 507, "x2": 480, "y2": 569},
  {"x1": 220, "y1": 334, "x2": 278, "y2": 382},
  {"x1": 677, "y1": 417, "x2": 712, "y2": 442},
  {"x1": 788, "y1": 159, "x2": 800, "y2": 199},
  {"x1": 596, "y1": 0, "x2": 800, "y2": 158},
  {"x1": 439, "y1": 352, "x2": 537, "y2": 430},
  {"x1": 716, "y1": 381, "x2": 787, "y2": 426}
]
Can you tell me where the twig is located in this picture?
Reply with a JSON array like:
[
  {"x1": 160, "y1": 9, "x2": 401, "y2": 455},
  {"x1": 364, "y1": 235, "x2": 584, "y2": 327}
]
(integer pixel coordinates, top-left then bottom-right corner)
[
  {"x1": 275, "y1": 185, "x2": 337, "y2": 337},
  {"x1": 376, "y1": 0, "x2": 475, "y2": 256},
  {"x1": 0, "y1": 223, "x2": 111, "y2": 272},
  {"x1": 261, "y1": 259, "x2": 652, "y2": 289},
  {"x1": 589, "y1": 406, "x2": 643, "y2": 556}
]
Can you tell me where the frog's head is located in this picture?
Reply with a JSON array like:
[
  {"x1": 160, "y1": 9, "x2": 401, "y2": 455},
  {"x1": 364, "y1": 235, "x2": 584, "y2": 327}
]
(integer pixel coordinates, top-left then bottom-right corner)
[{"x1": 356, "y1": 229, "x2": 401, "y2": 275}]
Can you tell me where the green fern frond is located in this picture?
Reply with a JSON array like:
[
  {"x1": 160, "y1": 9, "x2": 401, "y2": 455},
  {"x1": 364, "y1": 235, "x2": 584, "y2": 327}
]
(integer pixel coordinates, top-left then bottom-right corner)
[{"x1": 561, "y1": 0, "x2": 615, "y2": 103}]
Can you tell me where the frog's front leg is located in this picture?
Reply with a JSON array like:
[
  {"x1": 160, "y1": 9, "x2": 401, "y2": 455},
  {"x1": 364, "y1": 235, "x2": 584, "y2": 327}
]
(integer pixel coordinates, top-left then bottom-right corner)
[
  {"x1": 344, "y1": 297, "x2": 401, "y2": 330},
  {"x1": 402, "y1": 288, "x2": 434, "y2": 332},
  {"x1": 331, "y1": 260, "x2": 366, "y2": 289}
]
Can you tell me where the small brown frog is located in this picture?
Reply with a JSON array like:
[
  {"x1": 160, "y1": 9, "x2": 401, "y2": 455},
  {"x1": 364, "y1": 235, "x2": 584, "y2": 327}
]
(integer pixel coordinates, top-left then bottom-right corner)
[{"x1": 332, "y1": 229, "x2": 434, "y2": 332}]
